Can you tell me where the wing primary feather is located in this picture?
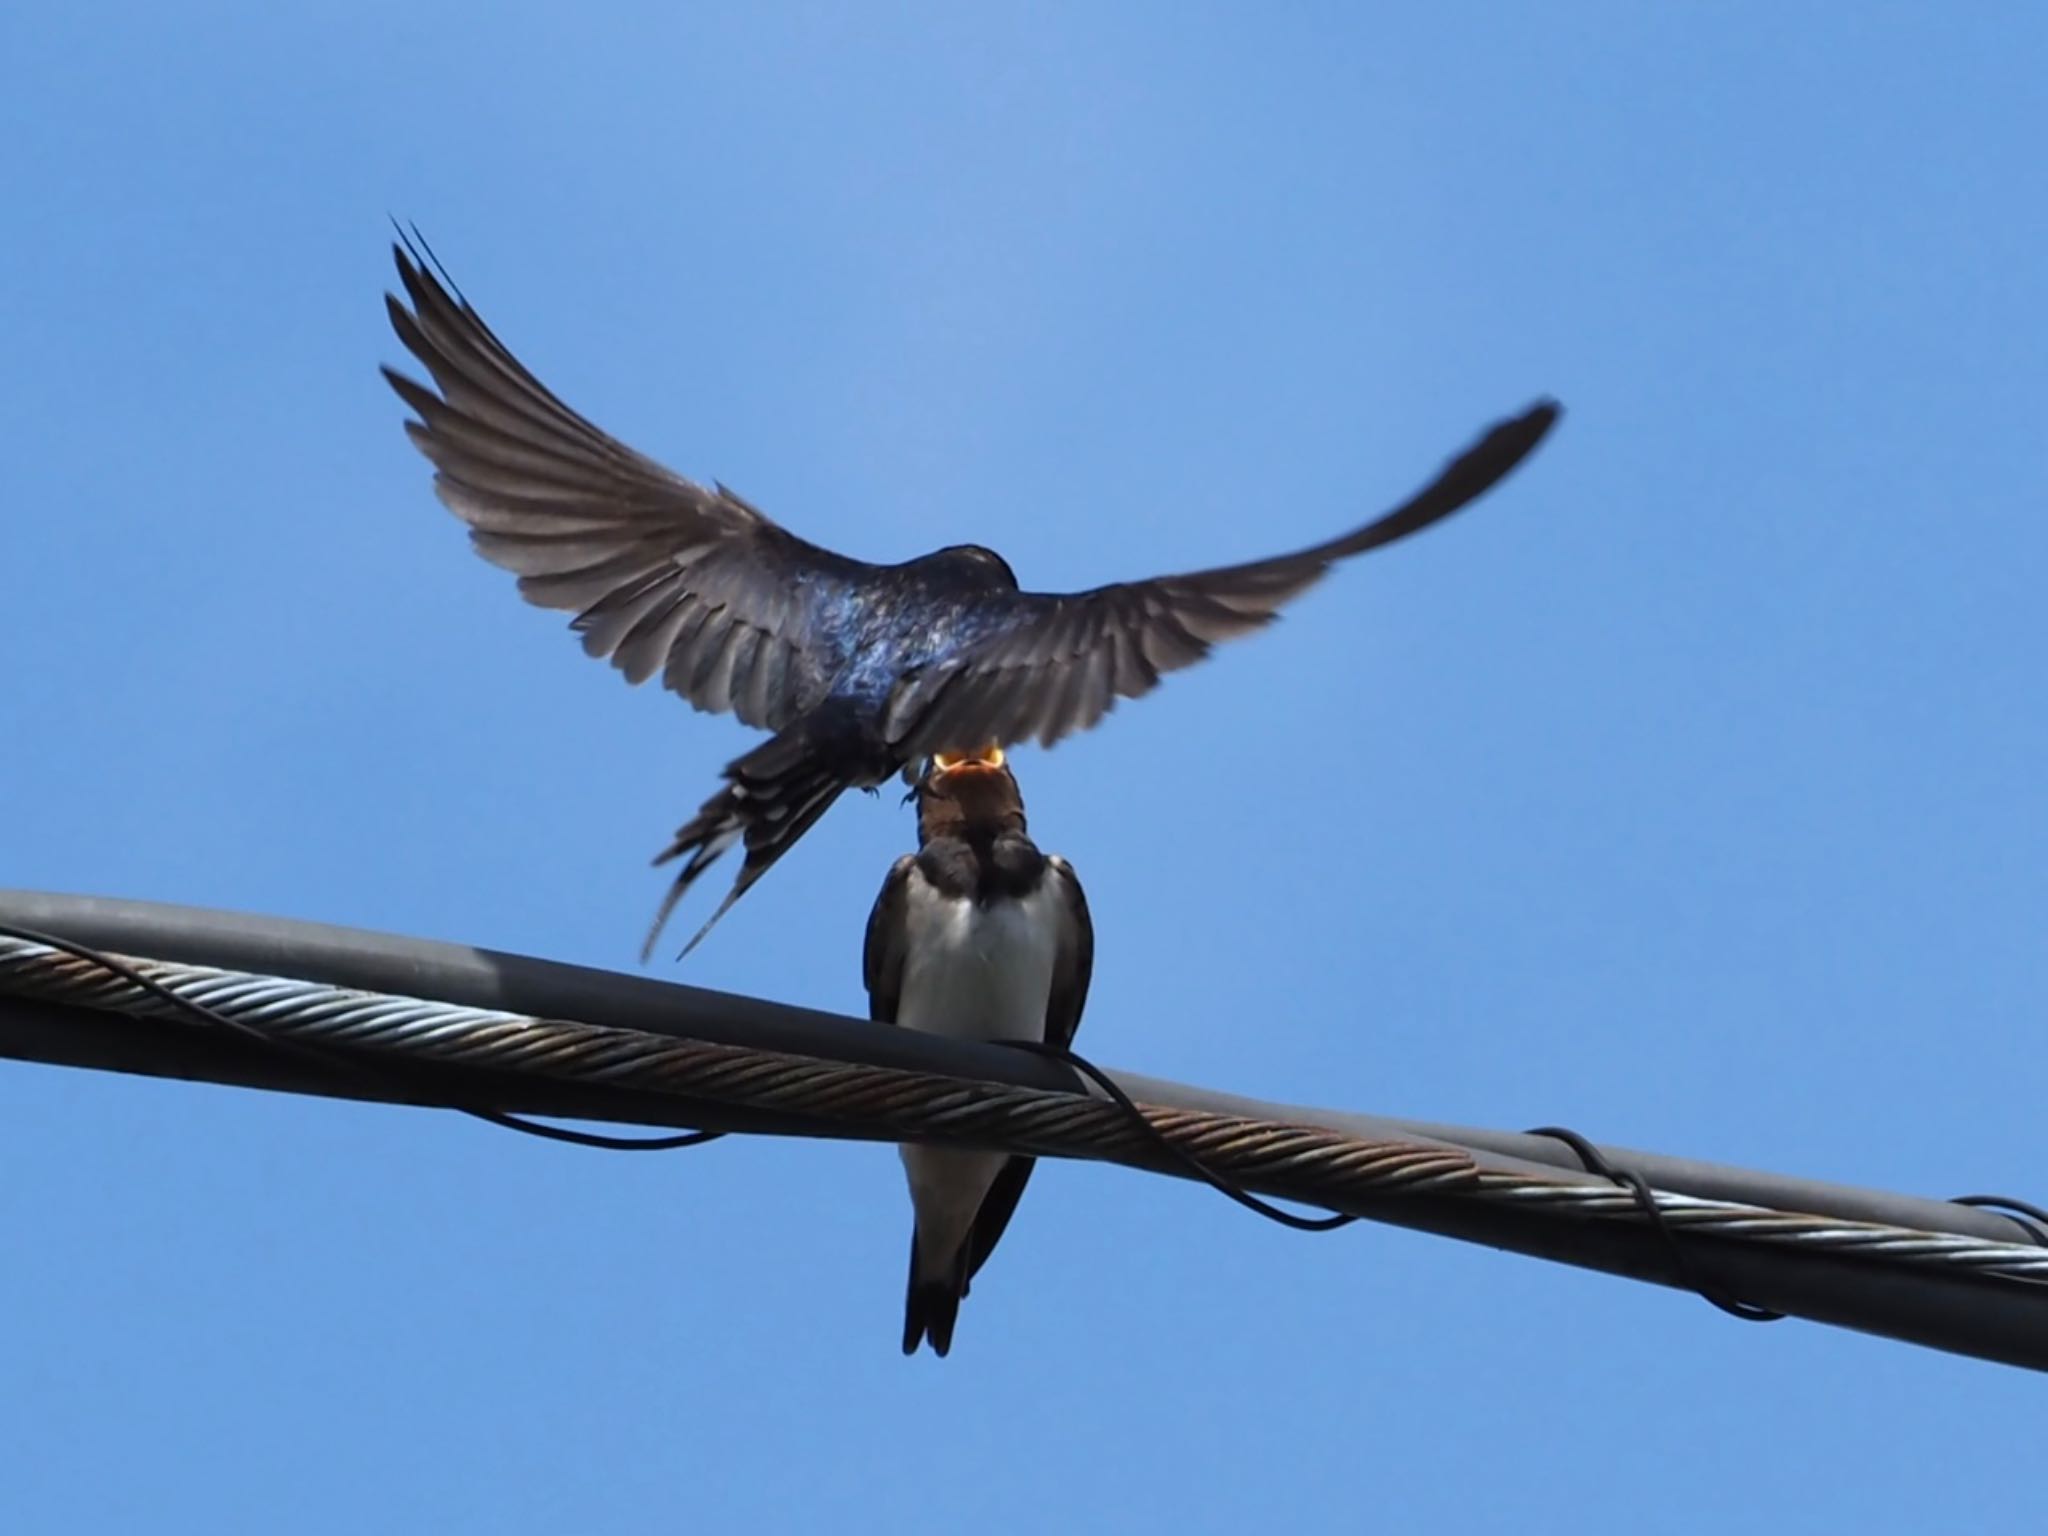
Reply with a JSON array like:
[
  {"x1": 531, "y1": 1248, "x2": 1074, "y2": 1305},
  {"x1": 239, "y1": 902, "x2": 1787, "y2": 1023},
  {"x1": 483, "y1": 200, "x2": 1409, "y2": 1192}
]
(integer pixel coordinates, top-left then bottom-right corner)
[
  {"x1": 385, "y1": 231, "x2": 881, "y2": 735},
  {"x1": 884, "y1": 398, "x2": 1558, "y2": 762}
]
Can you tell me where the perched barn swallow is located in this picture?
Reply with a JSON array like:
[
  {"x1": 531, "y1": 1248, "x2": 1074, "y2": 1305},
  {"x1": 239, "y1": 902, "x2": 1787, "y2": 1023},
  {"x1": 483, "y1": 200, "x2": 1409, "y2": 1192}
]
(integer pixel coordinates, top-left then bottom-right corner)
[
  {"x1": 863, "y1": 747, "x2": 1091, "y2": 1357},
  {"x1": 382, "y1": 235, "x2": 1561, "y2": 956}
]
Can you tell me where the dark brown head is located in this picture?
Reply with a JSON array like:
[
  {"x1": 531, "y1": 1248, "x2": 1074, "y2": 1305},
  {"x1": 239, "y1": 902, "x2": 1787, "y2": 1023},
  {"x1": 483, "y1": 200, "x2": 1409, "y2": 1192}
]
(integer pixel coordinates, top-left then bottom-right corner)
[
  {"x1": 923, "y1": 544, "x2": 1020, "y2": 589},
  {"x1": 913, "y1": 746, "x2": 1026, "y2": 844}
]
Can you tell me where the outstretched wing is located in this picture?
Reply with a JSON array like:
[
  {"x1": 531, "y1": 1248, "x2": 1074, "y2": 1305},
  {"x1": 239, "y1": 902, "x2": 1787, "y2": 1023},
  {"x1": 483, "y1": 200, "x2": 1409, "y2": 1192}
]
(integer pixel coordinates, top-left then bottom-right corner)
[
  {"x1": 383, "y1": 234, "x2": 875, "y2": 731},
  {"x1": 881, "y1": 399, "x2": 1562, "y2": 756}
]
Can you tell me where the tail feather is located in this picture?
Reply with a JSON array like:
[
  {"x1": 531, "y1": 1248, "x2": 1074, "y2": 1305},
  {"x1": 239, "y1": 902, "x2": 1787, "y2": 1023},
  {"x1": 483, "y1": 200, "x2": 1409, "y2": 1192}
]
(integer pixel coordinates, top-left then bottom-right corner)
[
  {"x1": 902, "y1": 1229, "x2": 968, "y2": 1358},
  {"x1": 640, "y1": 728, "x2": 847, "y2": 961}
]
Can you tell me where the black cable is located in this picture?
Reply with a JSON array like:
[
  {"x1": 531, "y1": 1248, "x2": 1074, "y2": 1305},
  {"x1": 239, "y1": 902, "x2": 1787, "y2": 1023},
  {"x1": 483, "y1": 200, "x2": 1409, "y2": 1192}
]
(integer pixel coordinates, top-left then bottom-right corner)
[
  {"x1": 1950, "y1": 1195, "x2": 2048, "y2": 1247},
  {"x1": 0, "y1": 919, "x2": 1374, "y2": 1216},
  {"x1": 1000, "y1": 1039, "x2": 1358, "y2": 1232},
  {"x1": 1524, "y1": 1125, "x2": 1785, "y2": 1323},
  {"x1": 0, "y1": 917, "x2": 1360, "y2": 1206},
  {"x1": 37, "y1": 907, "x2": 2039, "y2": 1288},
  {"x1": 0, "y1": 920, "x2": 722, "y2": 1152}
]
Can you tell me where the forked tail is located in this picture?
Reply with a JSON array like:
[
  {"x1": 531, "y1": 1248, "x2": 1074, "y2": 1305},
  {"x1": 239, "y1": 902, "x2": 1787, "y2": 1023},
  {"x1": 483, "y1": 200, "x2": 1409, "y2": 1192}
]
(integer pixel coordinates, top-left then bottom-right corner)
[
  {"x1": 902, "y1": 1230, "x2": 969, "y2": 1358},
  {"x1": 641, "y1": 726, "x2": 848, "y2": 961}
]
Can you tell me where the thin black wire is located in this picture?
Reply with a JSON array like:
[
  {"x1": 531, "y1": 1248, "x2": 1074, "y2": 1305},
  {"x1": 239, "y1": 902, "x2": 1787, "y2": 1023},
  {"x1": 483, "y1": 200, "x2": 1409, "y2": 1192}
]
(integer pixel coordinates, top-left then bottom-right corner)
[
  {"x1": 1001, "y1": 1039, "x2": 1358, "y2": 1232},
  {"x1": 0, "y1": 917, "x2": 1363, "y2": 1217},
  {"x1": 0, "y1": 920, "x2": 724, "y2": 1152},
  {"x1": 0, "y1": 914, "x2": 1355, "y2": 1238},
  {"x1": 1525, "y1": 1125, "x2": 1785, "y2": 1322},
  {"x1": 0, "y1": 920, "x2": 1369, "y2": 1225},
  {"x1": 1950, "y1": 1195, "x2": 2048, "y2": 1247},
  {"x1": 16, "y1": 916, "x2": 2048, "y2": 1295},
  {"x1": 0, "y1": 918, "x2": 1364, "y2": 1222}
]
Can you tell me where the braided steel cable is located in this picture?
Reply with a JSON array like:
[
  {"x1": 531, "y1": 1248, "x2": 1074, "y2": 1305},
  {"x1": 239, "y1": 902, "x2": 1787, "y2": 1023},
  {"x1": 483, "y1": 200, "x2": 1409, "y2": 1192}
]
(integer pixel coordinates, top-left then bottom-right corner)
[
  {"x1": 1478, "y1": 1177, "x2": 2048, "y2": 1281},
  {"x1": 4, "y1": 893, "x2": 2047, "y2": 1371},
  {"x1": 4, "y1": 933, "x2": 2048, "y2": 1291},
  {"x1": 0, "y1": 935, "x2": 1477, "y2": 1209}
]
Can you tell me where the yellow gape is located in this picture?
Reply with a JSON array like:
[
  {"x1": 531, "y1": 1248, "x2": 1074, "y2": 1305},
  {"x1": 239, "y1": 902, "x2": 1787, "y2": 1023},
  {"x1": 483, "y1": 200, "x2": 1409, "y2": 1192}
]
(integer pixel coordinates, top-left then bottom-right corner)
[{"x1": 931, "y1": 746, "x2": 1006, "y2": 774}]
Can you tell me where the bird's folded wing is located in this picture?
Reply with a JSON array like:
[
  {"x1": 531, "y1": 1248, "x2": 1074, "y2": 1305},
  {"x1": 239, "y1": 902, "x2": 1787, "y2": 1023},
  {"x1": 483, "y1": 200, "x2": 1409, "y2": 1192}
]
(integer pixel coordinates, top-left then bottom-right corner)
[
  {"x1": 383, "y1": 238, "x2": 872, "y2": 731},
  {"x1": 862, "y1": 855, "x2": 916, "y2": 1024},
  {"x1": 1045, "y1": 855, "x2": 1093, "y2": 1053},
  {"x1": 881, "y1": 399, "x2": 1560, "y2": 755}
]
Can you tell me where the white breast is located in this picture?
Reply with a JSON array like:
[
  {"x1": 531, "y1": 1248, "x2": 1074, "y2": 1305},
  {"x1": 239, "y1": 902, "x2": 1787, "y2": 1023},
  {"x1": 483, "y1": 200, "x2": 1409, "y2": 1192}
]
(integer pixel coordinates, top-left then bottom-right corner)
[{"x1": 895, "y1": 875, "x2": 1062, "y2": 1046}]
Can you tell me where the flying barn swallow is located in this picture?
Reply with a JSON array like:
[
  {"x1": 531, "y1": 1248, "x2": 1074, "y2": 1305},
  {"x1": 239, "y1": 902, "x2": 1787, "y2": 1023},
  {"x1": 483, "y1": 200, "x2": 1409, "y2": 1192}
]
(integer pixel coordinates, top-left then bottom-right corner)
[
  {"x1": 863, "y1": 748, "x2": 1091, "y2": 1357},
  {"x1": 382, "y1": 236, "x2": 1562, "y2": 956}
]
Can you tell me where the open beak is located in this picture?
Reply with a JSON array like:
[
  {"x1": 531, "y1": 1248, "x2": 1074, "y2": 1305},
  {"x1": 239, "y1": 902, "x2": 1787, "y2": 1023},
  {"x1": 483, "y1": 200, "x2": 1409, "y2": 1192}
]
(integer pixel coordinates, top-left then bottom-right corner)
[{"x1": 931, "y1": 745, "x2": 1006, "y2": 779}]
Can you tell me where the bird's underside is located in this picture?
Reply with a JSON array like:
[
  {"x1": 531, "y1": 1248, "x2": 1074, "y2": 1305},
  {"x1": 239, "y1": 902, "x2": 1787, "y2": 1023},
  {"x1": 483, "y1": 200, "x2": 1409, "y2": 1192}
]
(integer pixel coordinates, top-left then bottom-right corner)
[{"x1": 382, "y1": 230, "x2": 1562, "y2": 954}]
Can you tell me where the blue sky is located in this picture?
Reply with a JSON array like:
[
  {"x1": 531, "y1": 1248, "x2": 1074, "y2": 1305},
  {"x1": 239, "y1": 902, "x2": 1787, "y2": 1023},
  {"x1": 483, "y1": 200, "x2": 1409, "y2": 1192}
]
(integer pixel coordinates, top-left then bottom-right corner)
[{"x1": 3, "y1": 3, "x2": 2044, "y2": 1530}]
